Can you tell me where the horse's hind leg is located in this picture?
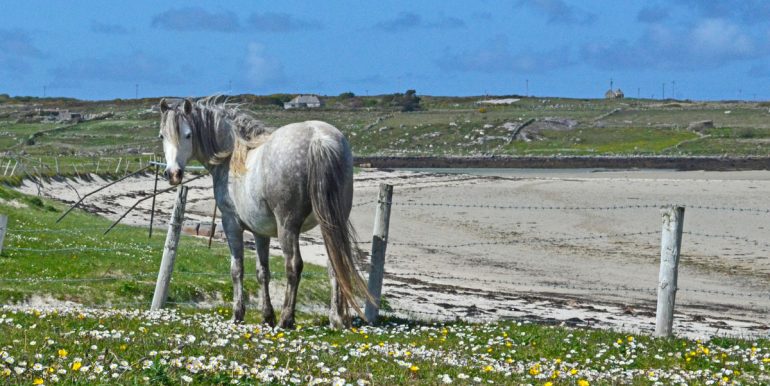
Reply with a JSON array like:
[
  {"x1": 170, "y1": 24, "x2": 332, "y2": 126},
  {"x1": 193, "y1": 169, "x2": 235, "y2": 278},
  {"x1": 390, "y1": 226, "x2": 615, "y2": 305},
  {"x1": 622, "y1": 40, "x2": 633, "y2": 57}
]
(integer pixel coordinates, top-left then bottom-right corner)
[
  {"x1": 222, "y1": 216, "x2": 246, "y2": 322},
  {"x1": 327, "y1": 264, "x2": 348, "y2": 329},
  {"x1": 277, "y1": 226, "x2": 303, "y2": 329},
  {"x1": 255, "y1": 235, "x2": 275, "y2": 327}
]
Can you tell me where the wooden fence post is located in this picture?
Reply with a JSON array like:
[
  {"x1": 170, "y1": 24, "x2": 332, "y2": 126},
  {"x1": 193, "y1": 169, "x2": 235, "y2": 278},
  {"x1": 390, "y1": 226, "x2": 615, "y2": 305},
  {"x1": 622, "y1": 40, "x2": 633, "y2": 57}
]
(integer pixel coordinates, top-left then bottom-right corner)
[
  {"x1": 365, "y1": 183, "x2": 393, "y2": 324},
  {"x1": 151, "y1": 185, "x2": 188, "y2": 310},
  {"x1": 655, "y1": 206, "x2": 685, "y2": 337},
  {"x1": 0, "y1": 214, "x2": 7, "y2": 255}
]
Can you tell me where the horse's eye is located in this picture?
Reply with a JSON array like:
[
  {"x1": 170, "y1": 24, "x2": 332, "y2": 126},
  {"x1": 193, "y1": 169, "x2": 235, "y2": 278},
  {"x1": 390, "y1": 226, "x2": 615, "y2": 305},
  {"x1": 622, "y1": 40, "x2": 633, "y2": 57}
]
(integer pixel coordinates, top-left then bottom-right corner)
[
  {"x1": 159, "y1": 134, "x2": 164, "y2": 139},
  {"x1": 185, "y1": 133, "x2": 192, "y2": 139}
]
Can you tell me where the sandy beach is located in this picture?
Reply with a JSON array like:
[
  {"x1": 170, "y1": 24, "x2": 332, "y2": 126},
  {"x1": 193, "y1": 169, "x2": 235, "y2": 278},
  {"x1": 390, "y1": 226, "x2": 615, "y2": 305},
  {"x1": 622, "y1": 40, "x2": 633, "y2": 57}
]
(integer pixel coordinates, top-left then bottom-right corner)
[{"x1": 17, "y1": 168, "x2": 770, "y2": 339}]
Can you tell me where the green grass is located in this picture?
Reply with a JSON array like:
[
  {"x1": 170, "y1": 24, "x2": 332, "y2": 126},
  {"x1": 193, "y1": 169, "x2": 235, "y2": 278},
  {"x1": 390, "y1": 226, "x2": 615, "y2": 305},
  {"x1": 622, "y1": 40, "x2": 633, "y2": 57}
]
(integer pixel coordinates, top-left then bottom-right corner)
[
  {"x1": 0, "y1": 185, "x2": 330, "y2": 317},
  {"x1": 0, "y1": 306, "x2": 768, "y2": 385}
]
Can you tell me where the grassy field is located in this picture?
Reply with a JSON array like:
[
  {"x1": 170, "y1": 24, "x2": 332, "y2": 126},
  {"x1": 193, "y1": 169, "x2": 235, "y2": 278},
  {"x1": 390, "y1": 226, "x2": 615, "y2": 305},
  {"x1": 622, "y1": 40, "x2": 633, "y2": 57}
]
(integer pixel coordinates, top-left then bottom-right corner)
[
  {"x1": 1, "y1": 175, "x2": 770, "y2": 385},
  {"x1": 3, "y1": 96, "x2": 770, "y2": 179},
  {"x1": 0, "y1": 185, "x2": 330, "y2": 316},
  {"x1": 2, "y1": 306, "x2": 769, "y2": 385}
]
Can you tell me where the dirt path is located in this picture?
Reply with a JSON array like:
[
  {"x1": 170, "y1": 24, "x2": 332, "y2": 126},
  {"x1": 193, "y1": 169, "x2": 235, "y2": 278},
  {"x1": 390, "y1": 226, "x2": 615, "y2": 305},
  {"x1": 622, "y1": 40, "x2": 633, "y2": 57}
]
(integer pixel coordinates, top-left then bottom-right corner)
[{"x1": 16, "y1": 169, "x2": 770, "y2": 339}]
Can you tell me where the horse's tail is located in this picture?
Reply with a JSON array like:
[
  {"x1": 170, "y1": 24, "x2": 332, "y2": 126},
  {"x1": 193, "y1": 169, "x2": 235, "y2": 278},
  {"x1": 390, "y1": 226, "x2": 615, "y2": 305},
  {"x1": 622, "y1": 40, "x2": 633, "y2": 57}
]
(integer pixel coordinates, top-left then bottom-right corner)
[{"x1": 307, "y1": 127, "x2": 371, "y2": 322}]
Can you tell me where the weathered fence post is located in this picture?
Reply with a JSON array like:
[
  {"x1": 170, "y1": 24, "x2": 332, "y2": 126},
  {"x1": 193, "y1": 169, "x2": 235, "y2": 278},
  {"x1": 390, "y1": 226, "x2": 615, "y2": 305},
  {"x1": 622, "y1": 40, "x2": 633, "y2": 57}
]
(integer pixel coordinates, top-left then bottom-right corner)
[
  {"x1": 151, "y1": 185, "x2": 188, "y2": 310},
  {"x1": 365, "y1": 183, "x2": 394, "y2": 324},
  {"x1": 0, "y1": 214, "x2": 7, "y2": 255},
  {"x1": 655, "y1": 206, "x2": 685, "y2": 337},
  {"x1": 114, "y1": 158, "x2": 122, "y2": 174}
]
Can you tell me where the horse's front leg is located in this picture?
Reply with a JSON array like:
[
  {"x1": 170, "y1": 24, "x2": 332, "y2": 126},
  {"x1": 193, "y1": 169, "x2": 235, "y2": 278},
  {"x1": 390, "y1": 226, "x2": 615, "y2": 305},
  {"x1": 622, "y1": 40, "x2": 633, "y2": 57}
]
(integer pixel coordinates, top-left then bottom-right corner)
[
  {"x1": 222, "y1": 215, "x2": 246, "y2": 322},
  {"x1": 277, "y1": 227, "x2": 302, "y2": 329},
  {"x1": 254, "y1": 235, "x2": 275, "y2": 327}
]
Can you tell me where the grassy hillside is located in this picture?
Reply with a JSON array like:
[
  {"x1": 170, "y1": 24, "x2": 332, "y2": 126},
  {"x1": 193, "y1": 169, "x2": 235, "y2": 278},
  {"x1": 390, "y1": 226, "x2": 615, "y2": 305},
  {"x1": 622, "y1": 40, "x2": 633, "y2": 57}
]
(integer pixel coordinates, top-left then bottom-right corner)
[{"x1": 2, "y1": 95, "x2": 770, "y2": 177}]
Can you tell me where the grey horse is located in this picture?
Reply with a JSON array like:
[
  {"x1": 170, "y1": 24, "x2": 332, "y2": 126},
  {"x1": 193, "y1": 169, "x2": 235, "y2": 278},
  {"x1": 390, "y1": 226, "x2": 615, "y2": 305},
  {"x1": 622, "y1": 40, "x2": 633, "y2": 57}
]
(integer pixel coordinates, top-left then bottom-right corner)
[{"x1": 158, "y1": 97, "x2": 369, "y2": 329}]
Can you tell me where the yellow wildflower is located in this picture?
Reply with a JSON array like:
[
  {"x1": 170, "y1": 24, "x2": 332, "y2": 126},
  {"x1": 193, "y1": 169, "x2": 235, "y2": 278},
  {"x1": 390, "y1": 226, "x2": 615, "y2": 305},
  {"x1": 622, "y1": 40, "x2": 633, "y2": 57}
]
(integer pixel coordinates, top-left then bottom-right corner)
[
  {"x1": 483, "y1": 365, "x2": 493, "y2": 372},
  {"x1": 243, "y1": 332, "x2": 252, "y2": 339},
  {"x1": 33, "y1": 379, "x2": 44, "y2": 385},
  {"x1": 529, "y1": 364, "x2": 540, "y2": 376},
  {"x1": 627, "y1": 336, "x2": 634, "y2": 342},
  {"x1": 409, "y1": 365, "x2": 419, "y2": 372},
  {"x1": 578, "y1": 380, "x2": 590, "y2": 386},
  {"x1": 545, "y1": 383, "x2": 553, "y2": 386},
  {"x1": 2, "y1": 368, "x2": 11, "y2": 376},
  {"x1": 71, "y1": 362, "x2": 82, "y2": 371},
  {"x1": 58, "y1": 349, "x2": 68, "y2": 358},
  {"x1": 570, "y1": 368, "x2": 578, "y2": 375}
]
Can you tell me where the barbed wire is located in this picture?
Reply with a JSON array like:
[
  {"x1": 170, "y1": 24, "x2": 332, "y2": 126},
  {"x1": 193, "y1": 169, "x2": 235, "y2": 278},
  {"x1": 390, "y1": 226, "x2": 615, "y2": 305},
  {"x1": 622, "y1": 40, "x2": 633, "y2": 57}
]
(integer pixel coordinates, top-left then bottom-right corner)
[
  {"x1": 388, "y1": 231, "x2": 659, "y2": 248},
  {"x1": 392, "y1": 201, "x2": 770, "y2": 214},
  {"x1": 351, "y1": 199, "x2": 377, "y2": 208},
  {"x1": 683, "y1": 231, "x2": 770, "y2": 250}
]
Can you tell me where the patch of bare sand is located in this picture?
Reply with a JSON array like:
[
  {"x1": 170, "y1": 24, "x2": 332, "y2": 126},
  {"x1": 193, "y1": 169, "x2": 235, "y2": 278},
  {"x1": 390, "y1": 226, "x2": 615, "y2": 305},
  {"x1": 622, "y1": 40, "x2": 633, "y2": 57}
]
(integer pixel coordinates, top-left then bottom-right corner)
[{"x1": 16, "y1": 169, "x2": 770, "y2": 339}]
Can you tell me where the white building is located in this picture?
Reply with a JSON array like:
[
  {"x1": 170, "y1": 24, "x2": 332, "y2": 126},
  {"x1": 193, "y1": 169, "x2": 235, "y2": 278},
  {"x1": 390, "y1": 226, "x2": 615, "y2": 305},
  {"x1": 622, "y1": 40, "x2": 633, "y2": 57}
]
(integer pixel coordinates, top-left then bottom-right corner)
[{"x1": 284, "y1": 95, "x2": 322, "y2": 109}]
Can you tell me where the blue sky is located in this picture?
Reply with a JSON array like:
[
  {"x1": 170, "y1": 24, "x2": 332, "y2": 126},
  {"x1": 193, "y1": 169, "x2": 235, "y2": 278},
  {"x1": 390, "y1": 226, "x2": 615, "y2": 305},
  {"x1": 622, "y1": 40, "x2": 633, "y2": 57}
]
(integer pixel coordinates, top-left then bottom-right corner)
[{"x1": 1, "y1": 0, "x2": 769, "y2": 101}]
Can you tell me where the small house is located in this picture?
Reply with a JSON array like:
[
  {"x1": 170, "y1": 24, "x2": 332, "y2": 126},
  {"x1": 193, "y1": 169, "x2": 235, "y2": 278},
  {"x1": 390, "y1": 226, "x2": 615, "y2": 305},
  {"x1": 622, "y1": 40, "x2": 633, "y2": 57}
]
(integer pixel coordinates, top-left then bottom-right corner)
[
  {"x1": 284, "y1": 95, "x2": 322, "y2": 109},
  {"x1": 604, "y1": 89, "x2": 624, "y2": 99}
]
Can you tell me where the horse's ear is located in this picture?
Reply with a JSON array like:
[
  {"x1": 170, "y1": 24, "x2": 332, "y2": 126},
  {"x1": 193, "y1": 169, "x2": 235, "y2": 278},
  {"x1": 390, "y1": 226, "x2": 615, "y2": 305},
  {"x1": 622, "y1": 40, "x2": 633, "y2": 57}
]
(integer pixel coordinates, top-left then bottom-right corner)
[
  {"x1": 159, "y1": 98, "x2": 169, "y2": 113},
  {"x1": 183, "y1": 99, "x2": 193, "y2": 114}
]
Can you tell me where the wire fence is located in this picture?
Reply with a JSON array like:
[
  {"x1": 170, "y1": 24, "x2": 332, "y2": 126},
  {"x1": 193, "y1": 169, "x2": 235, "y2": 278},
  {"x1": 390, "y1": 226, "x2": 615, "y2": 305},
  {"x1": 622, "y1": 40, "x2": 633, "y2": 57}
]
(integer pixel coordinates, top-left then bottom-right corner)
[{"x1": 1, "y1": 155, "x2": 162, "y2": 178}]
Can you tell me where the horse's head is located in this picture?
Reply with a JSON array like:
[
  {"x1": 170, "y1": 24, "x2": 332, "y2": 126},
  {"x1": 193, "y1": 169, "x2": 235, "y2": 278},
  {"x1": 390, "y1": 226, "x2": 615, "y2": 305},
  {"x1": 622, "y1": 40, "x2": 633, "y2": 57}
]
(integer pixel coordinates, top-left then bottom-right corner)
[{"x1": 159, "y1": 98, "x2": 195, "y2": 185}]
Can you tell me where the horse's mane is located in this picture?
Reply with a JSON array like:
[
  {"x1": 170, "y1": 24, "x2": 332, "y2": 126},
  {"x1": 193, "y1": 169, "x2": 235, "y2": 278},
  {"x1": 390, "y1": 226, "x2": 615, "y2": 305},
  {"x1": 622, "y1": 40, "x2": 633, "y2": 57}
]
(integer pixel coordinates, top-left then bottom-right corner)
[{"x1": 191, "y1": 96, "x2": 271, "y2": 173}]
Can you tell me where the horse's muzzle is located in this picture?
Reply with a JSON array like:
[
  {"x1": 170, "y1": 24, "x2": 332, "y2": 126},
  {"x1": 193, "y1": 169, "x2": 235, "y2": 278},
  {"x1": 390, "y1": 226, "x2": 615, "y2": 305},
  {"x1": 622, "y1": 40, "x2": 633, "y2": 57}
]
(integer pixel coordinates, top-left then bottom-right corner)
[{"x1": 166, "y1": 169, "x2": 183, "y2": 185}]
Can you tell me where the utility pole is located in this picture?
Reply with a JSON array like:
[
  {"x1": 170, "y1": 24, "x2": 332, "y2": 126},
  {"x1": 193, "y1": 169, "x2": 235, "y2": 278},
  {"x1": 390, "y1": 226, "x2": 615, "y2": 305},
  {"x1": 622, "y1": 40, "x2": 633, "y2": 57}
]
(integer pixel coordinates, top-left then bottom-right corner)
[
  {"x1": 637, "y1": 87, "x2": 640, "y2": 99},
  {"x1": 525, "y1": 79, "x2": 529, "y2": 97},
  {"x1": 672, "y1": 81, "x2": 676, "y2": 100}
]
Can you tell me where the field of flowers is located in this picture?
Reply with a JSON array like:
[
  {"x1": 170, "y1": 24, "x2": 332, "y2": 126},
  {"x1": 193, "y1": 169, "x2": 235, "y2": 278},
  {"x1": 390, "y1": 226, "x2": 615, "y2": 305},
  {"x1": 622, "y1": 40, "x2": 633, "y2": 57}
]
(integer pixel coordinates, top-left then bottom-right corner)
[{"x1": 0, "y1": 305, "x2": 769, "y2": 385}]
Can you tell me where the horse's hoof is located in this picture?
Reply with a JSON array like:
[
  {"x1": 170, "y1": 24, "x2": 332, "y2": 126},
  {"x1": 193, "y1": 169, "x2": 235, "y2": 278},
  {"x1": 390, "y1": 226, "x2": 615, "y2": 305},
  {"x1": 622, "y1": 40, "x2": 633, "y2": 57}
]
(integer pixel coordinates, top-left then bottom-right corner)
[
  {"x1": 328, "y1": 315, "x2": 346, "y2": 330},
  {"x1": 263, "y1": 311, "x2": 276, "y2": 327},
  {"x1": 278, "y1": 318, "x2": 295, "y2": 330}
]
